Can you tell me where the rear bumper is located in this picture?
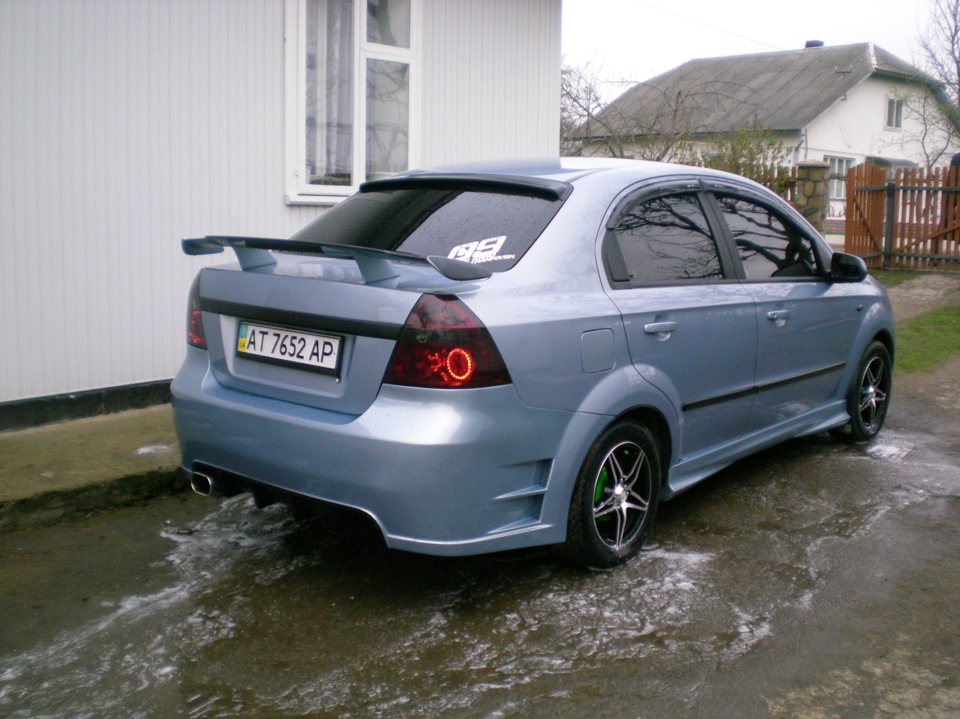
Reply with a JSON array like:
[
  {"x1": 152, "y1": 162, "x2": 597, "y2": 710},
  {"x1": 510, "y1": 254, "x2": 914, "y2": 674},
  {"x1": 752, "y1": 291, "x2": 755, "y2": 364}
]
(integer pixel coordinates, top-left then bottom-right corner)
[{"x1": 171, "y1": 347, "x2": 606, "y2": 556}]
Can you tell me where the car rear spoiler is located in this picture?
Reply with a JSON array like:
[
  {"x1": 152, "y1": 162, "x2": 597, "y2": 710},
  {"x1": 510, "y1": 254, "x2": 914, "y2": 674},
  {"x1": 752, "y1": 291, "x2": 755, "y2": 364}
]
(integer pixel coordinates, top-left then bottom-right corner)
[
  {"x1": 359, "y1": 173, "x2": 572, "y2": 201},
  {"x1": 182, "y1": 236, "x2": 493, "y2": 283}
]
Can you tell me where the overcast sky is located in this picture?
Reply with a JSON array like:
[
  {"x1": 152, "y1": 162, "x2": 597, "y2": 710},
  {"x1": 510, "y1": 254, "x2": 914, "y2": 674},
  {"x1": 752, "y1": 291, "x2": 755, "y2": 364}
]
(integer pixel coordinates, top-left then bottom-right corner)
[{"x1": 562, "y1": 0, "x2": 929, "y2": 100}]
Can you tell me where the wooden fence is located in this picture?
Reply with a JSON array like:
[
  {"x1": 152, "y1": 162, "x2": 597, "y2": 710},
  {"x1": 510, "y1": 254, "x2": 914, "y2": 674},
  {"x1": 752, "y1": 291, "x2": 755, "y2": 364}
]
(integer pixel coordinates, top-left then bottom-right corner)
[
  {"x1": 846, "y1": 163, "x2": 960, "y2": 271},
  {"x1": 776, "y1": 166, "x2": 798, "y2": 204},
  {"x1": 751, "y1": 165, "x2": 798, "y2": 203}
]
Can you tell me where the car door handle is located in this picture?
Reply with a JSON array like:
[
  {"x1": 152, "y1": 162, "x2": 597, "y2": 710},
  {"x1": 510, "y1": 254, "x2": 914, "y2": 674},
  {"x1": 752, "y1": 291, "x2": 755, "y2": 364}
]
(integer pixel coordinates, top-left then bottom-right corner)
[
  {"x1": 644, "y1": 321, "x2": 678, "y2": 335},
  {"x1": 767, "y1": 310, "x2": 791, "y2": 321}
]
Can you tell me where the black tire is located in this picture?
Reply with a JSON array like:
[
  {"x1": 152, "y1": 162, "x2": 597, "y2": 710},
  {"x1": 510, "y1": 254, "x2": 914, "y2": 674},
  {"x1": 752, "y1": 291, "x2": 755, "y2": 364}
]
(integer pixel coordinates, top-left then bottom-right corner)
[
  {"x1": 835, "y1": 341, "x2": 892, "y2": 442},
  {"x1": 563, "y1": 420, "x2": 661, "y2": 569}
]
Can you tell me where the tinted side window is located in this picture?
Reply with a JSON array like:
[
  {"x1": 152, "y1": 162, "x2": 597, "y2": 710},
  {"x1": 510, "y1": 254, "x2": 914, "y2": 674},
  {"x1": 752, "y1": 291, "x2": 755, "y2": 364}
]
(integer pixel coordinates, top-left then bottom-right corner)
[
  {"x1": 291, "y1": 188, "x2": 563, "y2": 272},
  {"x1": 715, "y1": 195, "x2": 818, "y2": 280},
  {"x1": 611, "y1": 193, "x2": 722, "y2": 284}
]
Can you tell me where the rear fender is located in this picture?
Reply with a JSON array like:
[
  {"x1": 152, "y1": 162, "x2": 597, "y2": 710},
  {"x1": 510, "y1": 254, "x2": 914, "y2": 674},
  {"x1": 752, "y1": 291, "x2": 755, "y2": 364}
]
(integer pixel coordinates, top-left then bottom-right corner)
[
  {"x1": 537, "y1": 365, "x2": 680, "y2": 537},
  {"x1": 575, "y1": 363, "x2": 681, "y2": 465}
]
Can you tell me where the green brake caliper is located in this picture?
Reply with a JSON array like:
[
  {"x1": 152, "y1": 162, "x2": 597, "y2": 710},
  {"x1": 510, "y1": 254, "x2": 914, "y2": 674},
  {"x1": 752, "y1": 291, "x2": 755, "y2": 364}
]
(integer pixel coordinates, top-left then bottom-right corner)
[
  {"x1": 594, "y1": 466, "x2": 608, "y2": 503},
  {"x1": 594, "y1": 465, "x2": 610, "y2": 522}
]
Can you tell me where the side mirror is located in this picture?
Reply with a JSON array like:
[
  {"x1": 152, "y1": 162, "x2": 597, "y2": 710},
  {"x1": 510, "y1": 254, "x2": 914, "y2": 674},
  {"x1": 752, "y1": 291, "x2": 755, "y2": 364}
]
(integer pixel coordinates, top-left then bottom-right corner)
[{"x1": 830, "y1": 252, "x2": 868, "y2": 283}]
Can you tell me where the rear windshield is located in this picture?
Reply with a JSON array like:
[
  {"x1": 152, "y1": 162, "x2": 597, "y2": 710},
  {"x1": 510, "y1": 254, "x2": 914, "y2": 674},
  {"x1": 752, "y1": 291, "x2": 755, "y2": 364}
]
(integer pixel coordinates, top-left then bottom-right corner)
[{"x1": 290, "y1": 186, "x2": 565, "y2": 273}]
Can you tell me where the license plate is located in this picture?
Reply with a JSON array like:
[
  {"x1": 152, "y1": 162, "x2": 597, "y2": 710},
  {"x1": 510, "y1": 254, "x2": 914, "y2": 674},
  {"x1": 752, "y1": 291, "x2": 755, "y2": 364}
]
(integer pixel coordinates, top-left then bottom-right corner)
[{"x1": 237, "y1": 322, "x2": 341, "y2": 374}]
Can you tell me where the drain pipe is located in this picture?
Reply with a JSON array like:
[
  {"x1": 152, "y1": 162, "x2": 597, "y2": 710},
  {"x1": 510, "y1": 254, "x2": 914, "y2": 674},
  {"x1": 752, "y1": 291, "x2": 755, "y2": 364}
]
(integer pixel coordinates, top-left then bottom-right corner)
[{"x1": 792, "y1": 129, "x2": 808, "y2": 165}]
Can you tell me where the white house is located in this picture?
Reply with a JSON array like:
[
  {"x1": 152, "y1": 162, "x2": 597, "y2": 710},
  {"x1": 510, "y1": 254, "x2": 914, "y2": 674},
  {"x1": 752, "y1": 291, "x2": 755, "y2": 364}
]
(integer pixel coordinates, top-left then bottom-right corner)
[
  {"x1": 576, "y1": 42, "x2": 960, "y2": 217},
  {"x1": 0, "y1": 0, "x2": 561, "y2": 411}
]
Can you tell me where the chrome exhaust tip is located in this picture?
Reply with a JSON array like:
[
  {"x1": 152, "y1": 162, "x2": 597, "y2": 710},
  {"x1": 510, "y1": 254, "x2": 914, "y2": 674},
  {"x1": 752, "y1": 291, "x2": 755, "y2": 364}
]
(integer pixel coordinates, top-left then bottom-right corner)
[{"x1": 190, "y1": 470, "x2": 214, "y2": 497}]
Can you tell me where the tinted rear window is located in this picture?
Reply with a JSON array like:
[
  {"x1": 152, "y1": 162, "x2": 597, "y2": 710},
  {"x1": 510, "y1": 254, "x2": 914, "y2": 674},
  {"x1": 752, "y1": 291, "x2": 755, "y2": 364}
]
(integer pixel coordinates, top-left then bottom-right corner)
[
  {"x1": 290, "y1": 187, "x2": 564, "y2": 272},
  {"x1": 608, "y1": 193, "x2": 723, "y2": 284}
]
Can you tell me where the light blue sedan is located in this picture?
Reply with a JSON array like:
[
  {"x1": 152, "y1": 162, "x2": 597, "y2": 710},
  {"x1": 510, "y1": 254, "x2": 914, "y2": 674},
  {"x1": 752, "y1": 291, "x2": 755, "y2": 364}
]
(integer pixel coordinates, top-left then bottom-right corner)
[{"x1": 172, "y1": 158, "x2": 894, "y2": 568}]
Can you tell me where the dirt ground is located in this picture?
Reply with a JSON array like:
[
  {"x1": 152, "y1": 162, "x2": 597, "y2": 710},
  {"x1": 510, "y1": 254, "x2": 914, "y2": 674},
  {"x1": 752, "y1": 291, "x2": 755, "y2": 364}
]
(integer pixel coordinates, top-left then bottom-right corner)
[{"x1": 886, "y1": 272, "x2": 960, "y2": 323}]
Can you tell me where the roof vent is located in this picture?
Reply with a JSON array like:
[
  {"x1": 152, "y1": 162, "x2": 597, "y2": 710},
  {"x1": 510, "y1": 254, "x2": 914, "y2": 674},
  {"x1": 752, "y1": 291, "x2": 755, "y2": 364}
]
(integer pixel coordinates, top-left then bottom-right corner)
[{"x1": 805, "y1": 40, "x2": 825, "y2": 49}]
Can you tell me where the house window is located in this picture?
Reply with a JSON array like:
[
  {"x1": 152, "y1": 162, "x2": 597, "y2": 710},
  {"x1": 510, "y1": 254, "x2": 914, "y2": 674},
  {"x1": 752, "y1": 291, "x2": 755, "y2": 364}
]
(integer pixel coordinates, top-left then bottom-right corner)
[
  {"x1": 366, "y1": 59, "x2": 409, "y2": 180},
  {"x1": 886, "y1": 97, "x2": 903, "y2": 129},
  {"x1": 825, "y1": 156, "x2": 854, "y2": 200},
  {"x1": 287, "y1": 0, "x2": 418, "y2": 204}
]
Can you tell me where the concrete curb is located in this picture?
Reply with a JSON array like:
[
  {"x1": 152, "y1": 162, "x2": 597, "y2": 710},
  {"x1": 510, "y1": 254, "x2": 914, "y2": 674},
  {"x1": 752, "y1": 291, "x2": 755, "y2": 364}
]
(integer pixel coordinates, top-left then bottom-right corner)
[
  {"x1": 0, "y1": 469, "x2": 187, "y2": 531},
  {"x1": 0, "y1": 404, "x2": 184, "y2": 532}
]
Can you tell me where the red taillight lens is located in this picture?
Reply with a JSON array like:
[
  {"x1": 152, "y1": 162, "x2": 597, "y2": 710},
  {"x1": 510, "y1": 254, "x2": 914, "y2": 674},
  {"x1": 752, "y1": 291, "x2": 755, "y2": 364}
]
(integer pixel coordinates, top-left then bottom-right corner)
[
  {"x1": 384, "y1": 295, "x2": 511, "y2": 389},
  {"x1": 187, "y1": 276, "x2": 207, "y2": 349}
]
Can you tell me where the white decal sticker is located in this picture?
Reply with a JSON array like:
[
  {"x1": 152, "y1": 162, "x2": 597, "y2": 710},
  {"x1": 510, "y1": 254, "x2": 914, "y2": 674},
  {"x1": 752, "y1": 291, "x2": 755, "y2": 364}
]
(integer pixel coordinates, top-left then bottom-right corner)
[{"x1": 448, "y1": 236, "x2": 516, "y2": 264}]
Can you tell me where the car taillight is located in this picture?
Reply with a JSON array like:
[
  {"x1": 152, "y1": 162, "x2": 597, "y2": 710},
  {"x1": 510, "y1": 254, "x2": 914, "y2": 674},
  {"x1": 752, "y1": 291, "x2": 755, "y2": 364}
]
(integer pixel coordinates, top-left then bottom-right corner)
[
  {"x1": 186, "y1": 275, "x2": 207, "y2": 349},
  {"x1": 384, "y1": 294, "x2": 511, "y2": 389}
]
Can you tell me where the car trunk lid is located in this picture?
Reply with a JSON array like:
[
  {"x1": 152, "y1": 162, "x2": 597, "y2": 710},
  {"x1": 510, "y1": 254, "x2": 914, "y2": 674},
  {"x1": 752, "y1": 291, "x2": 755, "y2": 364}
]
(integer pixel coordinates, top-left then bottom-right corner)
[{"x1": 190, "y1": 243, "x2": 479, "y2": 416}]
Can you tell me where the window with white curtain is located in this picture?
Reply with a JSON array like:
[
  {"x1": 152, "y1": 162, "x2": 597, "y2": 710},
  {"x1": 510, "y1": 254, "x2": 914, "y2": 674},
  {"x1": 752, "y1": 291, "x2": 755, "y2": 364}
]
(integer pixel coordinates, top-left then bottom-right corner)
[
  {"x1": 305, "y1": 0, "x2": 354, "y2": 187},
  {"x1": 288, "y1": 0, "x2": 417, "y2": 203},
  {"x1": 825, "y1": 156, "x2": 854, "y2": 200}
]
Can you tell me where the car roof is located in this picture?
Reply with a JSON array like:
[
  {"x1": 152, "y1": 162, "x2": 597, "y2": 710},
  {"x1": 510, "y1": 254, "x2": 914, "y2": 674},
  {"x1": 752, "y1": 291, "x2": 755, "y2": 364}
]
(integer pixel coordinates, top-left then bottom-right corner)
[
  {"x1": 396, "y1": 157, "x2": 760, "y2": 189},
  {"x1": 393, "y1": 158, "x2": 825, "y2": 252}
]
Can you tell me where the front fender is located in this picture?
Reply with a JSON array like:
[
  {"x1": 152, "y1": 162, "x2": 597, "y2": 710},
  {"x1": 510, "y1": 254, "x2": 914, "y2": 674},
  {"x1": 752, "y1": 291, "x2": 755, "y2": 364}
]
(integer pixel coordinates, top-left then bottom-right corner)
[{"x1": 836, "y1": 296, "x2": 895, "y2": 397}]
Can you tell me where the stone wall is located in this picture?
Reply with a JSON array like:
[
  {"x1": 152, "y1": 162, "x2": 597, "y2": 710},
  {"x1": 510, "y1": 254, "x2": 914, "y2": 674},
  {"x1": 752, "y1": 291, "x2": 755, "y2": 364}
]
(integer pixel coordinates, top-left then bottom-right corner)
[{"x1": 793, "y1": 161, "x2": 831, "y2": 234}]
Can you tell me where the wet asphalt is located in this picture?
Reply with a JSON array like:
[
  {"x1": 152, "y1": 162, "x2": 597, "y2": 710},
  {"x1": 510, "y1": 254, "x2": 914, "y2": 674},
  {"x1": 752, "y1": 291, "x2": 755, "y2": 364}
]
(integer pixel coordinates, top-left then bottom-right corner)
[{"x1": 1, "y1": 368, "x2": 958, "y2": 718}]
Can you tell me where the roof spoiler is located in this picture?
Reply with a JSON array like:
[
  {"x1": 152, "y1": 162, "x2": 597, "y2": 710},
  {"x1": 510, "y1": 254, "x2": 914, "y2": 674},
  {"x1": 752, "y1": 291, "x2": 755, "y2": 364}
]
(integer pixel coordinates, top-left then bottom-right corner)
[
  {"x1": 359, "y1": 173, "x2": 573, "y2": 201},
  {"x1": 182, "y1": 236, "x2": 493, "y2": 283}
]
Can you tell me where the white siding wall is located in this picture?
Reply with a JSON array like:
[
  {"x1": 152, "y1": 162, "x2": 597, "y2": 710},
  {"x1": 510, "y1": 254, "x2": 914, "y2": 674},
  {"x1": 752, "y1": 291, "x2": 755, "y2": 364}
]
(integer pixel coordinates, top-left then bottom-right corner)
[
  {"x1": 0, "y1": 0, "x2": 319, "y2": 403},
  {"x1": 420, "y1": 0, "x2": 561, "y2": 165},
  {"x1": 0, "y1": 0, "x2": 561, "y2": 404}
]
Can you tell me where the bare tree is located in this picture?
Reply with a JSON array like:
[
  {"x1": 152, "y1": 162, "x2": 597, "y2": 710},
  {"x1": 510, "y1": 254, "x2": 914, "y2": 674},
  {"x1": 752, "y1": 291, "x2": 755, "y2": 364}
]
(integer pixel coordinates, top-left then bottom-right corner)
[
  {"x1": 560, "y1": 63, "x2": 792, "y2": 189},
  {"x1": 560, "y1": 62, "x2": 607, "y2": 157},
  {"x1": 891, "y1": 86, "x2": 960, "y2": 167},
  {"x1": 598, "y1": 83, "x2": 703, "y2": 162},
  {"x1": 918, "y1": 0, "x2": 960, "y2": 109},
  {"x1": 561, "y1": 63, "x2": 707, "y2": 161},
  {"x1": 888, "y1": 0, "x2": 960, "y2": 167}
]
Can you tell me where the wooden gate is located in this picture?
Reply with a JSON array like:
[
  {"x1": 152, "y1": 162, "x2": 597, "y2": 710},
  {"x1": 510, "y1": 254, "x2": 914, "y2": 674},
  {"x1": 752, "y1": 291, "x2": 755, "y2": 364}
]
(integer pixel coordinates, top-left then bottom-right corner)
[{"x1": 845, "y1": 163, "x2": 960, "y2": 271}]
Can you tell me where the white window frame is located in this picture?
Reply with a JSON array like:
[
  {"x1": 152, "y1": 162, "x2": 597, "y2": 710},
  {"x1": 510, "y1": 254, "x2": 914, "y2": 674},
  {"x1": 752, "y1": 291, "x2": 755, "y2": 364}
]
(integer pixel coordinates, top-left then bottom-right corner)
[
  {"x1": 885, "y1": 97, "x2": 904, "y2": 130},
  {"x1": 284, "y1": 0, "x2": 421, "y2": 205},
  {"x1": 825, "y1": 155, "x2": 854, "y2": 200}
]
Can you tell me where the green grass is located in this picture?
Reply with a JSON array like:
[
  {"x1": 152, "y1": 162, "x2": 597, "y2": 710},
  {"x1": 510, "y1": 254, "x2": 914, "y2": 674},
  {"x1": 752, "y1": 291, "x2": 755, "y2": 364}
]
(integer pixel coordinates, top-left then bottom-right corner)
[
  {"x1": 894, "y1": 305, "x2": 960, "y2": 375},
  {"x1": 871, "y1": 269, "x2": 919, "y2": 289}
]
